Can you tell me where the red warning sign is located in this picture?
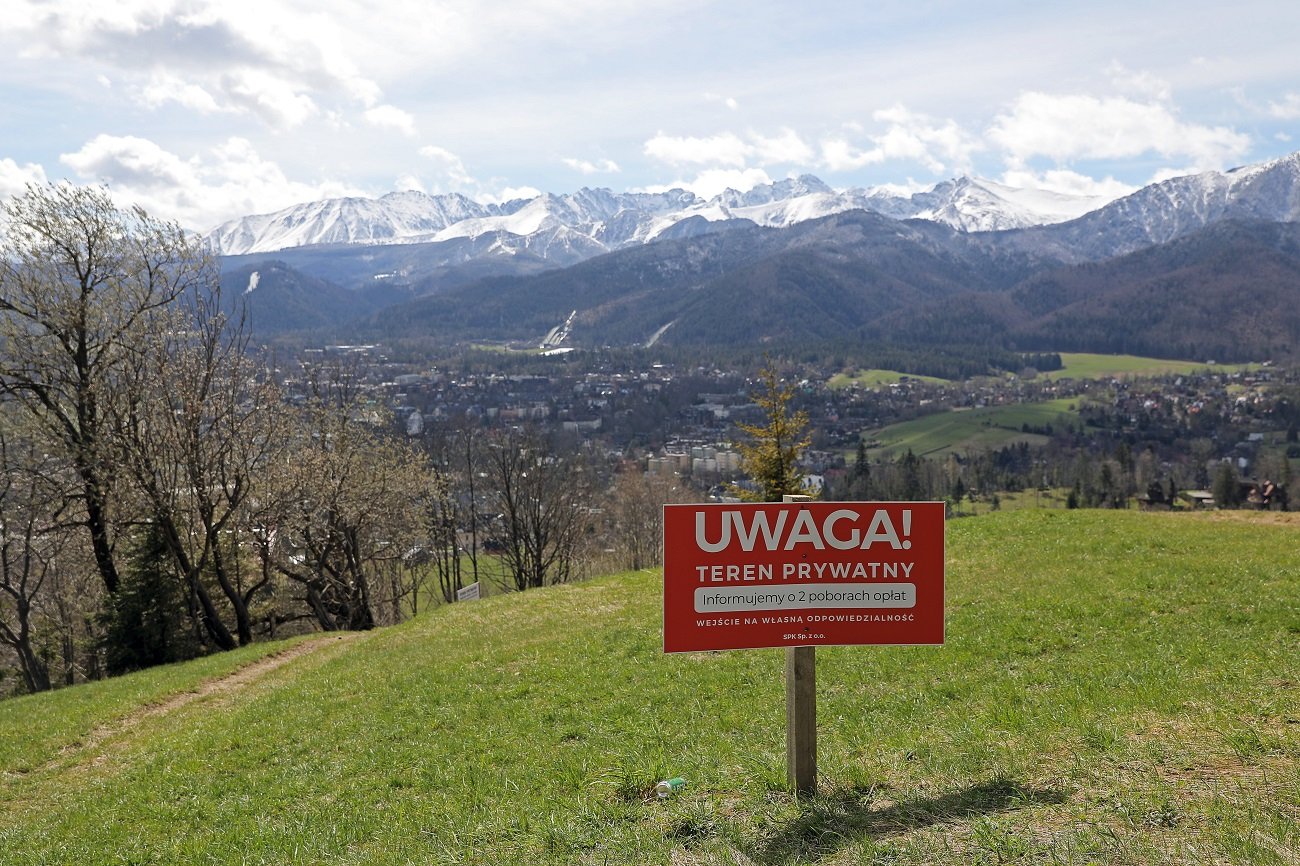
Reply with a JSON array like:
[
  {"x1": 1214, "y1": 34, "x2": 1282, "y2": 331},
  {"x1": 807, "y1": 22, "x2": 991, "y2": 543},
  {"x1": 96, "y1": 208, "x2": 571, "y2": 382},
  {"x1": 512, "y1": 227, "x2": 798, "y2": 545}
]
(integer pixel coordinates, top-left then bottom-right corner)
[{"x1": 663, "y1": 501, "x2": 945, "y2": 652}]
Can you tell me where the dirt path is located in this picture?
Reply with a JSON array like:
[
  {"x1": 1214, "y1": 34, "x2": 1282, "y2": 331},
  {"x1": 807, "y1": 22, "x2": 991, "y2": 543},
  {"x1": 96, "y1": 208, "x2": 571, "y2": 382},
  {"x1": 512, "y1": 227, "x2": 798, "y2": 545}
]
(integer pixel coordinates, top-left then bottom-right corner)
[
  {"x1": 1193, "y1": 509, "x2": 1300, "y2": 527},
  {"x1": 60, "y1": 633, "x2": 361, "y2": 766}
]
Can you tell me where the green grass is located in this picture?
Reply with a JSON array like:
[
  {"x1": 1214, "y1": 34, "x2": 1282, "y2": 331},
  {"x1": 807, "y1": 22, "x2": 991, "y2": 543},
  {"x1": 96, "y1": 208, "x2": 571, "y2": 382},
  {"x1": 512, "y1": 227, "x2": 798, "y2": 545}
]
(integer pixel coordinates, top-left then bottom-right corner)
[
  {"x1": 954, "y1": 487, "x2": 1075, "y2": 513},
  {"x1": 419, "y1": 554, "x2": 515, "y2": 606},
  {"x1": 863, "y1": 398, "x2": 1079, "y2": 459},
  {"x1": 1046, "y1": 353, "x2": 1256, "y2": 381},
  {"x1": 829, "y1": 354, "x2": 1257, "y2": 389},
  {"x1": 2, "y1": 511, "x2": 1298, "y2": 865},
  {"x1": 467, "y1": 342, "x2": 548, "y2": 356},
  {"x1": 0, "y1": 636, "x2": 316, "y2": 776},
  {"x1": 828, "y1": 369, "x2": 949, "y2": 389}
]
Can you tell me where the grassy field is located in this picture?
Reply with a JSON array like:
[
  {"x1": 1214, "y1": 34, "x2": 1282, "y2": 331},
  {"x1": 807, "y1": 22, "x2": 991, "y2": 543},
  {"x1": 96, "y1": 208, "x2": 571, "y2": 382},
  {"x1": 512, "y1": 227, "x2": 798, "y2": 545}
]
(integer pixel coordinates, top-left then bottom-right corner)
[
  {"x1": 1, "y1": 510, "x2": 1297, "y2": 865},
  {"x1": 828, "y1": 369, "x2": 949, "y2": 389},
  {"x1": 1046, "y1": 353, "x2": 1256, "y2": 381},
  {"x1": 830, "y1": 354, "x2": 1255, "y2": 390},
  {"x1": 862, "y1": 398, "x2": 1080, "y2": 459}
]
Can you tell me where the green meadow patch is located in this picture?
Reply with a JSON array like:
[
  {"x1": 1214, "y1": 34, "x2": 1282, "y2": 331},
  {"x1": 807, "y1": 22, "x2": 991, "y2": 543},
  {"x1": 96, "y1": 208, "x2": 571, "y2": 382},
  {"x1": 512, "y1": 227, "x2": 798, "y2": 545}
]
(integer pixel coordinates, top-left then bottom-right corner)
[
  {"x1": 1, "y1": 511, "x2": 1297, "y2": 865},
  {"x1": 828, "y1": 369, "x2": 949, "y2": 389},
  {"x1": 863, "y1": 398, "x2": 1080, "y2": 459},
  {"x1": 1046, "y1": 353, "x2": 1256, "y2": 381}
]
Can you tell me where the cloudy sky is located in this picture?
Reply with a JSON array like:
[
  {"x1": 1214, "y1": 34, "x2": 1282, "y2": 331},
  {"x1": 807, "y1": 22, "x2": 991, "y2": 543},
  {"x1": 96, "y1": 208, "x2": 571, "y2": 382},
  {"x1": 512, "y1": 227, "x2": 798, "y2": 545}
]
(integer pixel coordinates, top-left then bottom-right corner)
[{"x1": 3, "y1": 0, "x2": 1298, "y2": 231}]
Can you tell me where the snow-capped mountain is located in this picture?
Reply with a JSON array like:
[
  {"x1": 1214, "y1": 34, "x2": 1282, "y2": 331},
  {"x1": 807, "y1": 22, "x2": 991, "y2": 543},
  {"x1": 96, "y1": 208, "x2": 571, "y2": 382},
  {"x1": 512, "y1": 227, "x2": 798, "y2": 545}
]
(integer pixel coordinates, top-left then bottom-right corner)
[
  {"x1": 207, "y1": 187, "x2": 701, "y2": 256},
  {"x1": 888, "y1": 177, "x2": 1109, "y2": 231},
  {"x1": 208, "y1": 153, "x2": 1300, "y2": 275},
  {"x1": 205, "y1": 174, "x2": 1107, "y2": 258},
  {"x1": 1037, "y1": 151, "x2": 1300, "y2": 259}
]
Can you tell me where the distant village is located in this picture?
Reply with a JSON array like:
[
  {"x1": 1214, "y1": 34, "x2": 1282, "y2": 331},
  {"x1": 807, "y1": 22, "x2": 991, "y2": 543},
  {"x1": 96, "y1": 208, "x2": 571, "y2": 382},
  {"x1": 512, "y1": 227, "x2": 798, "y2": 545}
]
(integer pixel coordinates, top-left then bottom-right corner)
[{"x1": 280, "y1": 345, "x2": 1298, "y2": 509}]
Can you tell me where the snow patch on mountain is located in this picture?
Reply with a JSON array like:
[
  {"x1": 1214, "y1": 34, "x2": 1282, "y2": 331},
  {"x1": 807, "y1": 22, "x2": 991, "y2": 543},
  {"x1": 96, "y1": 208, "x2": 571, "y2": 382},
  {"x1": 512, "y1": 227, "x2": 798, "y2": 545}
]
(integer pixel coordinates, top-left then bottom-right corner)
[
  {"x1": 1037, "y1": 151, "x2": 1300, "y2": 259},
  {"x1": 206, "y1": 155, "x2": 1300, "y2": 264},
  {"x1": 206, "y1": 174, "x2": 1108, "y2": 257}
]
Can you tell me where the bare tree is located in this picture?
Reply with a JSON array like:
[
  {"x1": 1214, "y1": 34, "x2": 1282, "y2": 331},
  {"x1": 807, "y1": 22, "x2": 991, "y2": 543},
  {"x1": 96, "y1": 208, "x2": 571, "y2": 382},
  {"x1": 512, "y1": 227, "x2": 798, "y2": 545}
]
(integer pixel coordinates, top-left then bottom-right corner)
[
  {"x1": 423, "y1": 420, "x2": 486, "y2": 604},
  {"x1": 604, "y1": 470, "x2": 686, "y2": 571},
  {"x1": 0, "y1": 432, "x2": 67, "y2": 692},
  {"x1": 428, "y1": 474, "x2": 466, "y2": 605},
  {"x1": 0, "y1": 184, "x2": 207, "y2": 596},
  {"x1": 109, "y1": 282, "x2": 285, "y2": 650},
  {"x1": 262, "y1": 376, "x2": 436, "y2": 631},
  {"x1": 484, "y1": 429, "x2": 591, "y2": 591}
]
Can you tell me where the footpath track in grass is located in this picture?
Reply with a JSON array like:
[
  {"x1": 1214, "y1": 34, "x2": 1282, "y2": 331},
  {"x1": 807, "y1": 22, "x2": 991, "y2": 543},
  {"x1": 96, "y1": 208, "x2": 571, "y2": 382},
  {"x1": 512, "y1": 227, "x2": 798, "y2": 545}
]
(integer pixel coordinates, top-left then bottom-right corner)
[
  {"x1": 0, "y1": 511, "x2": 1296, "y2": 865},
  {"x1": 0, "y1": 632, "x2": 342, "y2": 780}
]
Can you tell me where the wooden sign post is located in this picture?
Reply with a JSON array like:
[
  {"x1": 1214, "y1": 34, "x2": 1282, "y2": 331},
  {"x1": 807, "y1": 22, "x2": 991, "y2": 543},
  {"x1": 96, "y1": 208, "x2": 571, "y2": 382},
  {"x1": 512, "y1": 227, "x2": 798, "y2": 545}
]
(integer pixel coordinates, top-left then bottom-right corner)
[
  {"x1": 786, "y1": 644, "x2": 817, "y2": 793},
  {"x1": 663, "y1": 500, "x2": 945, "y2": 796},
  {"x1": 782, "y1": 494, "x2": 817, "y2": 795}
]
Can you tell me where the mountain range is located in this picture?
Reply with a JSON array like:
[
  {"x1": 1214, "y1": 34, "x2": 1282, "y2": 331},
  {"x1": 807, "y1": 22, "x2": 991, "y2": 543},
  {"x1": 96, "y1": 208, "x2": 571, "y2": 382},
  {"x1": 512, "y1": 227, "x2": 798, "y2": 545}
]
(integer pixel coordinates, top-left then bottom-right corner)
[
  {"x1": 215, "y1": 152, "x2": 1300, "y2": 362},
  {"x1": 209, "y1": 173, "x2": 1110, "y2": 259}
]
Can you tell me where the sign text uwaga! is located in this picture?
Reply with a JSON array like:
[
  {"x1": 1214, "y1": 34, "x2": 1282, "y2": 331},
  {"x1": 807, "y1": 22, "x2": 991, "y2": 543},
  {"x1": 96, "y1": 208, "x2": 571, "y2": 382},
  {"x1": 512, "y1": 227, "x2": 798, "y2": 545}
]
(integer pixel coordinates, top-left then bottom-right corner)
[{"x1": 663, "y1": 502, "x2": 945, "y2": 653}]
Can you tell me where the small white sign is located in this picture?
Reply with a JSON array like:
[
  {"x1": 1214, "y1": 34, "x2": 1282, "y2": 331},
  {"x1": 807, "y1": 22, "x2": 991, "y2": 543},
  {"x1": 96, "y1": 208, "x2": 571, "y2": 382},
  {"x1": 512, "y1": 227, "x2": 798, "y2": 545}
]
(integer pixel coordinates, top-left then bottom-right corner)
[{"x1": 456, "y1": 582, "x2": 481, "y2": 602}]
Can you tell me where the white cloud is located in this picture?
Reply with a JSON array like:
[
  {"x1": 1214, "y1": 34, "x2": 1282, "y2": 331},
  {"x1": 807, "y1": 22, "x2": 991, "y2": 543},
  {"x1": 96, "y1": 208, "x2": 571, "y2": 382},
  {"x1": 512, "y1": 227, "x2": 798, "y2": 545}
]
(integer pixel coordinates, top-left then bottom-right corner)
[
  {"x1": 58, "y1": 134, "x2": 365, "y2": 229},
  {"x1": 1106, "y1": 62, "x2": 1172, "y2": 102},
  {"x1": 6, "y1": 0, "x2": 378, "y2": 129},
  {"x1": 0, "y1": 158, "x2": 49, "y2": 200},
  {"x1": 989, "y1": 91, "x2": 1250, "y2": 171},
  {"x1": 4, "y1": 0, "x2": 716, "y2": 139},
  {"x1": 820, "y1": 106, "x2": 979, "y2": 175},
  {"x1": 644, "y1": 132, "x2": 752, "y2": 167},
  {"x1": 867, "y1": 179, "x2": 930, "y2": 197},
  {"x1": 1268, "y1": 93, "x2": 1300, "y2": 119},
  {"x1": 704, "y1": 92, "x2": 739, "y2": 111},
  {"x1": 563, "y1": 157, "x2": 621, "y2": 174},
  {"x1": 751, "y1": 128, "x2": 814, "y2": 165},
  {"x1": 412, "y1": 145, "x2": 535, "y2": 204},
  {"x1": 364, "y1": 104, "x2": 417, "y2": 136},
  {"x1": 218, "y1": 68, "x2": 318, "y2": 128},
  {"x1": 476, "y1": 185, "x2": 542, "y2": 205},
  {"x1": 639, "y1": 168, "x2": 772, "y2": 199},
  {"x1": 60, "y1": 134, "x2": 197, "y2": 191},
  {"x1": 394, "y1": 174, "x2": 424, "y2": 193},
  {"x1": 999, "y1": 167, "x2": 1135, "y2": 201},
  {"x1": 418, "y1": 145, "x2": 477, "y2": 190},
  {"x1": 138, "y1": 71, "x2": 222, "y2": 113},
  {"x1": 819, "y1": 137, "x2": 882, "y2": 172},
  {"x1": 644, "y1": 128, "x2": 812, "y2": 170}
]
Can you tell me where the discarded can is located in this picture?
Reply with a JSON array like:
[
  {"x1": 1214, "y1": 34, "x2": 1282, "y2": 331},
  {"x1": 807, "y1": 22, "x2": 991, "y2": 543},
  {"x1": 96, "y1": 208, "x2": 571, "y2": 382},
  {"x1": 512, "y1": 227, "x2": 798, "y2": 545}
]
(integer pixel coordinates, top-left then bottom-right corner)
[{"x1": 654, "y1": 777, "x2": 686, "y2": 798}]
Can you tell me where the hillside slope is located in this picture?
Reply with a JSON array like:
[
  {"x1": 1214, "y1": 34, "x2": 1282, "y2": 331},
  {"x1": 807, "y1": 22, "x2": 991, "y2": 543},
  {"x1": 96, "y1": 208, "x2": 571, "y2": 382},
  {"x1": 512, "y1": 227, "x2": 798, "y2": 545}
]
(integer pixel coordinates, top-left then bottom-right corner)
[
  {"x1": 868, "y1": 220, "x2": 1300, "y2": 361},
  {"x1": 1, "y1": 511, "x2": 1296, "y2": 865}
]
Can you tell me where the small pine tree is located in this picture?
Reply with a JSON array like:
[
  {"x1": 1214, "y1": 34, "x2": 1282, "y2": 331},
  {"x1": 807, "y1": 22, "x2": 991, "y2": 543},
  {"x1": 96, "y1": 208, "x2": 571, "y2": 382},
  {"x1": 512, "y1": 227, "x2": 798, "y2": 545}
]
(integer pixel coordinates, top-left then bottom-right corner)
[
  {"x1": 102, "y1": 524, "x2": 202, "y2": 674},
  {"x1": 854, "y1": 439, "x2": 869, "y2": 479},
  {"x1": 950, "y1": 475, "x2": 966, "y2": 510},
  {"x1": 848, "y1": 438, "x2": 871, "y2": 500},
  {"x1": 1211, "y1": 463, "x2": 1241, "y2": 509},
  {"x1": 897, "y1": 449, "x2": 924, "y2": 501},
  {"x1": 733, "y1": 365, "x2": 812, "y2": 502}
]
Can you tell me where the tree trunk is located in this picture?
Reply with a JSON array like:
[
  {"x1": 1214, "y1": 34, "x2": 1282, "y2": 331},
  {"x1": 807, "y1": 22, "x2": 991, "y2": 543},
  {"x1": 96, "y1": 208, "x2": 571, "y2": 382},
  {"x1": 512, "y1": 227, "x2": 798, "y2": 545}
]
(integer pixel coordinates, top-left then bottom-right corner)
[
  {"x1": 17, "y1": 640, "x2": 51, "y2": 692},
  {"x1": 210, "y1": 540, "x2": 253, "y2": 646},
  {"x1": 82, "y1": 472, "x2": 120, "y2": 595},
  {"x1": 190, "y1": 574, "x2": 238, "y2": 651}
]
